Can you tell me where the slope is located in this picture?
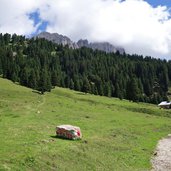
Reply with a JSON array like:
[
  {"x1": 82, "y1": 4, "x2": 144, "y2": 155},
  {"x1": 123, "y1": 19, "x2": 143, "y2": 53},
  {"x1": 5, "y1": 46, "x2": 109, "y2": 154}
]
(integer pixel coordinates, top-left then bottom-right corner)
[{"x1": 0, "y1": 78, "x2": 171, "y2": 171}]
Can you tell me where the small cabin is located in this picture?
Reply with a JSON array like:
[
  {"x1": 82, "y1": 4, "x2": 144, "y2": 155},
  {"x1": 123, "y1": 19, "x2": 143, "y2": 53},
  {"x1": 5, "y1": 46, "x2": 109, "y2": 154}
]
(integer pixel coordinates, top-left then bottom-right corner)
[{"x1": 158, "y1": 101, "x2": 171, "y2": 109}]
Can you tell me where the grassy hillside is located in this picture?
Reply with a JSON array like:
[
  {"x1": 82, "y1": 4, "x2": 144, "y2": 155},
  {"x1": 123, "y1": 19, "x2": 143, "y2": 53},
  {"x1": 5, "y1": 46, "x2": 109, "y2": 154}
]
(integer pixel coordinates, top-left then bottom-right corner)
[{"x1": 0, "y1": 78, "x2": 171, "y2": 171}]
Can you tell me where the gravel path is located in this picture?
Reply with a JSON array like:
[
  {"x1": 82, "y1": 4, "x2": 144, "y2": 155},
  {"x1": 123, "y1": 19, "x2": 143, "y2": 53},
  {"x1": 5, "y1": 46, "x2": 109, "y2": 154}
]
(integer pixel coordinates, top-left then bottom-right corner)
[{"x1": 151, "y1": 134, "x2": 171, "y2": 171}]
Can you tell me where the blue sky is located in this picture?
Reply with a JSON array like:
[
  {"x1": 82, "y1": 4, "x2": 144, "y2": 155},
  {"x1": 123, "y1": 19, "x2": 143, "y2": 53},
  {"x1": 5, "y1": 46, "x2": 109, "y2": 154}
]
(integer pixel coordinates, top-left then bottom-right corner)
[
  {"x1": 29, "y1": 11, "x2": 48, "y2": 36},
  {"x1": 145, "y1": 0, "x2": 171, "y2": 7}
]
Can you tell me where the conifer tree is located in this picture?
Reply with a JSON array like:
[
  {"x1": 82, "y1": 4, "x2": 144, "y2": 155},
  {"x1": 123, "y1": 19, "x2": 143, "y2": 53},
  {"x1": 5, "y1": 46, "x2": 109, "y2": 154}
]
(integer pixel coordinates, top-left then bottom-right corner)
[{"x1": 126, "y1": 77, "x2": 140, "y2": 102}]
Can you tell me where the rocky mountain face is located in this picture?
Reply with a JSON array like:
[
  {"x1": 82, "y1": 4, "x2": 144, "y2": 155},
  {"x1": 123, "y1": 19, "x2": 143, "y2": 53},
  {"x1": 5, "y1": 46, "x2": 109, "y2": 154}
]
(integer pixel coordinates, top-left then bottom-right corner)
[
  {"x1": 78, "y1": 40, "x2": 125, "y2": 54},
  {"x1": 37, "y1": 32, "x2": 78, "y2": 49},
  {"x1": 36, "y1": 32, "x2": 125, "y2": 54}
]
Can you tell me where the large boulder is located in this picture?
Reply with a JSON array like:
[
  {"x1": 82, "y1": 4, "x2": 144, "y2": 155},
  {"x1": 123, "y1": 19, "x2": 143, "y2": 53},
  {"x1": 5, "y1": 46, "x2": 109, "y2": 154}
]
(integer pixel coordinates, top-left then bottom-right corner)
[{"x1": 56, "y1": 125, "x2": 82, "y2": 140}]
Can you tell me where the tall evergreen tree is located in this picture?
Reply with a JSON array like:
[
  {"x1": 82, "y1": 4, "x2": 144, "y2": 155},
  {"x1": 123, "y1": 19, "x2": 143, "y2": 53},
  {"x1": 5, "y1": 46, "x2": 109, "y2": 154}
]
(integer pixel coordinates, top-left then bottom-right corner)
[
  {"x1": 126, "y1": 77, "x2": 140, "y2": 102},
  {"x1": 37, "y1": 69, "x2": 52, "y2": 94}
]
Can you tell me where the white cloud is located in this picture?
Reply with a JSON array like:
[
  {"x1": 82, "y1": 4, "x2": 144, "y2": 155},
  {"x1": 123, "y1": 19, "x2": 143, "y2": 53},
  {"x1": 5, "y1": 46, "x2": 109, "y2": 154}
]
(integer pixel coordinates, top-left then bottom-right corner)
[
  {"x1": 0, "y1": 0, "x2": 41, "y2": 35},
  {"x1": 0, "y1": 0, "x2": 171, "y2": 59}
]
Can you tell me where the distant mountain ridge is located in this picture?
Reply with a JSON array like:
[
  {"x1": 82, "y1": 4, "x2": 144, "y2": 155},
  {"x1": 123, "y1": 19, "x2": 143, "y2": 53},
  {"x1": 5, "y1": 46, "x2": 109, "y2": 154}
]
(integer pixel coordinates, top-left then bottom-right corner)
[
  {"x1": 36, "y1": 32, "x2": 125, "y2": 54},
  {"x1": 36, "y1": 32, "x2": 78, "y2": 49}
]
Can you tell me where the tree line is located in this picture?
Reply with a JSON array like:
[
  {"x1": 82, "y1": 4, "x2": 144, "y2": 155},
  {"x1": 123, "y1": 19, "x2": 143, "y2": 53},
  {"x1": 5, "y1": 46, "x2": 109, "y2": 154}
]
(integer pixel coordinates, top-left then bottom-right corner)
[{"x1": 0, "y1": 33, "x2": 171, "y2": 104}]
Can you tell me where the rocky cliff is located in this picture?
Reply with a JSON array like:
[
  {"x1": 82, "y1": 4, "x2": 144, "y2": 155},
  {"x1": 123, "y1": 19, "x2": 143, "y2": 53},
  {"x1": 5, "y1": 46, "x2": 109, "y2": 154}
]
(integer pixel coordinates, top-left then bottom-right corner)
[{"x1": 36, "y1": 32, "x2": 125, "y2": 54}]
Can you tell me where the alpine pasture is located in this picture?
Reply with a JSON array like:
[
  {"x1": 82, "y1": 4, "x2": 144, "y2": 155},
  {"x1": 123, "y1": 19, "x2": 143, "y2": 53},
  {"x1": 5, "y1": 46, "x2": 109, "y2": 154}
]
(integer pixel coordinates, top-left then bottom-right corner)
[{"x1": 0, "y1": 78, "x2": 171, "y2": 171}]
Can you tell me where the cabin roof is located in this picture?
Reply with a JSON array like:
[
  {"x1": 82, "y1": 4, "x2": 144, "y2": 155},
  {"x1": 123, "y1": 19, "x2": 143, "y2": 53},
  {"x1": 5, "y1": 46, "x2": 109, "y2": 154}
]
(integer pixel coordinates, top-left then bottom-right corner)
[{"x1": 158, "y1": 101, "x2": 171, "y2": 106}]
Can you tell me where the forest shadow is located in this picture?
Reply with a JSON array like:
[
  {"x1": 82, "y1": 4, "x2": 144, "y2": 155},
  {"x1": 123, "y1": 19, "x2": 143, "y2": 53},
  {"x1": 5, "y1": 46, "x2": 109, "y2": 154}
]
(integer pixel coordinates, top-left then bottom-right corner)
[
  {"x1": 50, "y1": 135, "x2": 73, "y2": 141},
  {"x1": 75, "y1": 92, "x2": 86, "y2": 96},
  {"x1": 32, "y1": 90, "x2": 42, "y2": 95}
]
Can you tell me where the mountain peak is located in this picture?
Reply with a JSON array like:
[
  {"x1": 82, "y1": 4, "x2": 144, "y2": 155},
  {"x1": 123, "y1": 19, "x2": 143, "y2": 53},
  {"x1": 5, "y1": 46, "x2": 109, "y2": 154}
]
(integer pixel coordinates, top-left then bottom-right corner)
[{"x1": 36, "y1": 32, "x2": 125, "y2": 54}]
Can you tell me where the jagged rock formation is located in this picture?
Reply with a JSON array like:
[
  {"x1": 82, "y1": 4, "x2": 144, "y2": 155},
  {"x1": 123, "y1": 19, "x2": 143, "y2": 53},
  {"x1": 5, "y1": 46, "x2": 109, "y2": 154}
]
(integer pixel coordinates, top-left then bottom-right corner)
[
  {"x1": 37, "y1": 32, "x2": 78, "y2": 49},
  {"x1": 36, "y1": 32, "x2": 125, "y2": 54},
  {"x1": 77, "y1": 39, "x2": 89, "y2": 47},
  {"x1": 77, "y1": 39, "x2": 125, "y2": 54}
]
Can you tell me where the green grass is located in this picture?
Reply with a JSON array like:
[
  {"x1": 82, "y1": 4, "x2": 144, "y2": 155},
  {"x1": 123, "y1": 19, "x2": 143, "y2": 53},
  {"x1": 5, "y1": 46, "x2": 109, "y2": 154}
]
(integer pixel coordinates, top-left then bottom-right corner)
[{"x1": 0, "y1": 78, "x2": 171, "y2": 171}]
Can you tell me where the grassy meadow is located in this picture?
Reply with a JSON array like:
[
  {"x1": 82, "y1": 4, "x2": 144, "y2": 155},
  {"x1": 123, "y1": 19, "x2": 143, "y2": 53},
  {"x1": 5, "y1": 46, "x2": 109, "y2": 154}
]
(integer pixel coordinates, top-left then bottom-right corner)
[{"x1": 0, "y1": 78, "x2": 171, "y2": 171}]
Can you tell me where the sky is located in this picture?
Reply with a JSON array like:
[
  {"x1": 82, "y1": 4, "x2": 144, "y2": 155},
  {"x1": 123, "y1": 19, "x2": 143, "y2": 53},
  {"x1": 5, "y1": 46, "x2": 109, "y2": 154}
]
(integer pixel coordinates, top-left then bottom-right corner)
[
  {"x1": 146, "y1": 0, "x2": 171, "y2": 7},
  {"x1": 0, "y1": 0, "x2": 171, "y2": 59}
]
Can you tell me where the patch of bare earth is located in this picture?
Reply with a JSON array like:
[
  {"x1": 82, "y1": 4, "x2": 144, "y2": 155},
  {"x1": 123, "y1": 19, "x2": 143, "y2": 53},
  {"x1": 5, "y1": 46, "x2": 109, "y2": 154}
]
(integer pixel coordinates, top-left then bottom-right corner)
[{"x1": 151, "y1": 134, "x2": 171, "y2": 171}]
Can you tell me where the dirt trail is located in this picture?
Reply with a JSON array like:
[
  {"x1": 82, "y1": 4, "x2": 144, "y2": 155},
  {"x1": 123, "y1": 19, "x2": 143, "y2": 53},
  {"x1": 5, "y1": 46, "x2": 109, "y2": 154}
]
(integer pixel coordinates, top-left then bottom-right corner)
[
  {"x1": 37, "y1": 95, "x2": 46, "y2": 109},
  {"x1": 151, "y1": 134, "x2": 171, "y2": 171},
  {"x1": 26, "y1": 95, "x2": 46, "y2": 114}
]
